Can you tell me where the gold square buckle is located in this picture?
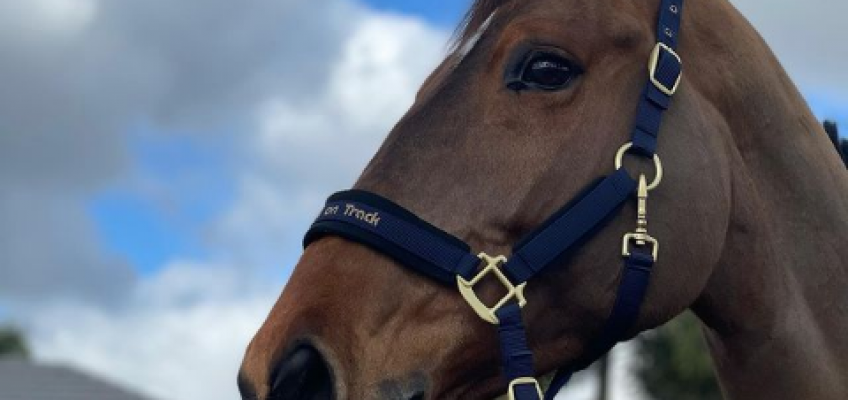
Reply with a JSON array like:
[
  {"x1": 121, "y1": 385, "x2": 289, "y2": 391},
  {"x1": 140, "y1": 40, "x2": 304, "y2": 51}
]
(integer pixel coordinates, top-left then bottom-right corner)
[
  {"x1": 507, "y1": 377, "x2": 543, "y2": 400},
  {"x1": 456, "y1": 253, "x2": 527, "y2": 324},
  {"x1": 648, "y1": 42, "x2": 682, "y2": 96}
]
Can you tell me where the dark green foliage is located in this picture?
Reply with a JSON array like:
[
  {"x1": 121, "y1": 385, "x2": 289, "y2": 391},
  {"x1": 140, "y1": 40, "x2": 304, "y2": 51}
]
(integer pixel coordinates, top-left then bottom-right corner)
[
  {"x1": 0, "y1": 327, "x2": 30, "y2": 359},
  {"x1": 634, "y1": 312, "x2": 722, "y2": 400}
]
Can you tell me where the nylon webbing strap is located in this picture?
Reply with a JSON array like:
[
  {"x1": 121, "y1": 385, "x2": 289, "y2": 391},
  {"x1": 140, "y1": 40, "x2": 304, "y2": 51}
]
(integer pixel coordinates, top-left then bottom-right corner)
[
  {"x1": 497, "y1": 303, "x2": 541, "y2": 400},
  {"x1": 546, "y1": 249, "x2": 656, "y2": 397},
  {"x1": 505, "y1": 169, "x2": 638, "y2": 283},
  {"x1": 544, "y1": 371, "x2": 573, "y2": 400},
  {"x1": 304, "y1": 191, "x2": 479, "y2": 284},
  {"x1": 631, "y1": 0, "x2": 683, "y2": 156},
  {"x1": 545, "y1": 1, "x2": 683, "y2": 395}
]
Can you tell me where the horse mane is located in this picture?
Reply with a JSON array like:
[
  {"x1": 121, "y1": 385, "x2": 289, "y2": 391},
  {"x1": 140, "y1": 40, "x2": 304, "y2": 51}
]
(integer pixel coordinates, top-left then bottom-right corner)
[
  {"x1": 452, "y1": 0, "x2": 513, "y2": 49},
  {"x1": 824, "y1": 121, "x2": 848, "y2": 168}
]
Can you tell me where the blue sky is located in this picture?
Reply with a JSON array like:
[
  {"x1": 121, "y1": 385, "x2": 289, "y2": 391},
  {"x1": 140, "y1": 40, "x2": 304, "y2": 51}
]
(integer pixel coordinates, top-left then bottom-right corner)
[
  {"x1": 361, "y1": 0, "x2": 471, "y2": 26},
  {"x1": 89, "y1": 125, "x2": 237, "y2": 274}
]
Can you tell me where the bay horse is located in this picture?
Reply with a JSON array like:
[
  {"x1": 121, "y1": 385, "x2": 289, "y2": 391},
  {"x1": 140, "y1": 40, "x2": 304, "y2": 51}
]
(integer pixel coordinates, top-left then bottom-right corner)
[{"x1": 239, "y1": 0, "x2": 848, "y2": 399}]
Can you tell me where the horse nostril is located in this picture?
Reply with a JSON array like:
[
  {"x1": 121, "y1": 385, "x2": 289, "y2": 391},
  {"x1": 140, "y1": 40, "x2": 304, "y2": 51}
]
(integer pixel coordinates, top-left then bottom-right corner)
[
  {"x1": 378, "y1": 376, "x2": 429, "y2": 400},
  {"x1": 408, "y1": 392, "x2": 426, "y2": 400},
  {"x1": 271, "y1": 343, "x2": 335, "y2": 400}
]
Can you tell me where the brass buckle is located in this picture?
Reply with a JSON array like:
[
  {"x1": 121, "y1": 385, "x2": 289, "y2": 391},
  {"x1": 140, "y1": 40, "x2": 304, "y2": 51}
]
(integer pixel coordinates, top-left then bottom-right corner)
[
  {"x1": 457, "y1": 253, "x2": 527, "y2": 324},
  {"x1": 648, "y1": 42, "x2": 682, "y2": 96},
  {"x1": 622, "y1": 232, "x2": 659, "y2": 260},
  {"x1": 507, "y1": 377, "x2": 543, "y2": 400}
]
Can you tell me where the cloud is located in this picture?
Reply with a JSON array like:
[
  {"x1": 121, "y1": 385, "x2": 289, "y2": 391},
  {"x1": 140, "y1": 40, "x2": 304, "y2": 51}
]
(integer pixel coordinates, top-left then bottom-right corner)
[
  {"x1": 210, "y1": 11, "x2": 448, "y2": 270},
  {"x1": 3, "y1": 1, "x2": 449, "y2": 399},
  {"x1": 731, "y1": 0, "x2": 848, "y2": 98},
  {"x1": 0, "y1": 191, "x2": 136, "y2": 305},
  {"x1": 28, "y1": 261, "x2": 278, "y2": 400},
  {"x1": 0, "y1": 0, "x2": 98, "y2": 38},
  {"x1": 0, "y1": 0, "x2": 354, "y2": 303},
  {"x1": 0, "y1": 0, "x2": 449, "y2": 305}
]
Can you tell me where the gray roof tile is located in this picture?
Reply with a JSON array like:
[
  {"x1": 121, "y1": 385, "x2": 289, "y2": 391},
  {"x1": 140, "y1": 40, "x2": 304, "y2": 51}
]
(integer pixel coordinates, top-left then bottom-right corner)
[{"x1": 0, "y1": 360, "x2": 154, "y2": 400}]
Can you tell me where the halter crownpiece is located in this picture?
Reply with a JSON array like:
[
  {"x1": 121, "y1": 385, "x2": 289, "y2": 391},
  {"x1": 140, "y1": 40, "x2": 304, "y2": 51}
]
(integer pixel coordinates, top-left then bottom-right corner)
[{"x1": 304, "y1": 1, "x2": 684, "y2": 398}]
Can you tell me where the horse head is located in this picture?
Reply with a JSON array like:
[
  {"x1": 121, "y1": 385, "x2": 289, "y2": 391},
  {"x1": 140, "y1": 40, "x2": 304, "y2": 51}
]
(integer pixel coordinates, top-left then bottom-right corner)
[{"x1": 239, "y1": 0, "x2": 848, "y2": 399}]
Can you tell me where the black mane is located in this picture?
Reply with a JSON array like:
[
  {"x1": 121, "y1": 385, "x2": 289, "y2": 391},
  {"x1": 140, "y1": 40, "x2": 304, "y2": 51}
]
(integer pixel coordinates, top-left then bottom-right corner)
[{"x1": 824, "y1": 121, "x2": 848, "y2": 168}]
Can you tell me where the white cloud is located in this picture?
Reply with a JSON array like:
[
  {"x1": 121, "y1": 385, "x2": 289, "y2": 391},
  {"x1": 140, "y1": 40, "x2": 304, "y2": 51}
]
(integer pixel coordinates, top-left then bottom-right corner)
[
  {"x1": 210, "y1": 10, "x2": 448, "y2": 271},
  {"x1": 329, "y1": 14, "x2": 446, "y2": 131},
  {"x1": 254, "y1": 12, "x2": 447, "y2": 180},
  {"x1": 0, "y1": 0, "x2": 98, "y2": 38},
  {"x1": 731, "y1": 0, "x2": 848, "y2": 98},
  {"x1": 12, "y1": 4, "x2": 450, "y2": 400},
  {"x1": 29, "y1": 261, "x2": 278, "y2": 400}
]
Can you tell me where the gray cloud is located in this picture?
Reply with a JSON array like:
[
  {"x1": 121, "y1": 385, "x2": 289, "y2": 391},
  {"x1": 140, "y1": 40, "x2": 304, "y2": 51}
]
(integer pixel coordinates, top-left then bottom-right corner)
[
  {"x1": 0, "y1": 0, "x2": 369, "y2": 305},
  {"x1": 0, "y1": 1, "x2": 449, "y2": 398},
  {"x1": 732, "y1": 0, "x2": 848, "y2": 97},
  {"x1": 0, "y1": 192, "x2": 136, "y2": 305},
  {"x1": 90, "y1": 0, "x2": 358, "y2": 127}
]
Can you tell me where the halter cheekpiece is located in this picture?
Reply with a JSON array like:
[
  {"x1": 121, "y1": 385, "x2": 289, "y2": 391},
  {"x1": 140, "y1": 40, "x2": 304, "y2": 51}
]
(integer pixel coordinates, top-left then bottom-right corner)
[{"x1": 304, "y1": 1, "x2": 684, "y2": 398}]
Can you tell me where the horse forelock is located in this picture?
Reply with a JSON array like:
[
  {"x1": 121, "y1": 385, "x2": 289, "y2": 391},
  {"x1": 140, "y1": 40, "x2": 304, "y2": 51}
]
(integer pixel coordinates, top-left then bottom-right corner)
[{"x1": 453, "y1": 0, "x2": 513, "y2": 50}]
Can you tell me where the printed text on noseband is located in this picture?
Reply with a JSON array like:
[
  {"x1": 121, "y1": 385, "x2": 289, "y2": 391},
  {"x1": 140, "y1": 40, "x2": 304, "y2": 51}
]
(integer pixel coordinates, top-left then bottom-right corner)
[{"x1": 323, "y1": 204, "x2": 381, "y2": 227}]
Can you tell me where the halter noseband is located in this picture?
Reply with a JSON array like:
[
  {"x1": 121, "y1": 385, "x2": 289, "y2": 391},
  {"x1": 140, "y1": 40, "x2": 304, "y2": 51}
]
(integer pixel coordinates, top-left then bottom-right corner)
[{"x1": 304, "y1": 1, "x2": 684, "y2": 398}]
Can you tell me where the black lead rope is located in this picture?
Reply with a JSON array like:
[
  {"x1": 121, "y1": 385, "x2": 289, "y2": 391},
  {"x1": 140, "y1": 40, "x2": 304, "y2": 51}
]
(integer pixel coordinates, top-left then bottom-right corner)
[{"x1": 304, "y1": 1, "x2": 684, "y2": 398}]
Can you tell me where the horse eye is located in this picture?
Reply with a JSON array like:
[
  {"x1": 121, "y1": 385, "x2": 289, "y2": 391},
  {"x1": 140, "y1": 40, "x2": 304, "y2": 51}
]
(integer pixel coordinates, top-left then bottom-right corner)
[{"x1": 518, "y1": 53, "x2": 581, "y2": 91}]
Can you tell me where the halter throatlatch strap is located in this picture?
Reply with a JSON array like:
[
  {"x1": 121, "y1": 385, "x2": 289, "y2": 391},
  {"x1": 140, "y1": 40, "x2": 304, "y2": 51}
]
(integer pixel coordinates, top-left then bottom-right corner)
[
  {"x1": 545, "y1": 249, "x2": 656, "y2": 399},
  {"x1": 498, "y1": 303, "x2": 544, "y2": 400},
  {"x1": 303, "y1": 0, "x2": 683, "y2": 398}
]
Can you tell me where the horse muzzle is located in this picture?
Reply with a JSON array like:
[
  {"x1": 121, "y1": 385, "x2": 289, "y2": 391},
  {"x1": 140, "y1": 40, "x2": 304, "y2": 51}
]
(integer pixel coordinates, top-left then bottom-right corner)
[{"x1": 240, "y1": 341, "x2": 430, "y2": 400}]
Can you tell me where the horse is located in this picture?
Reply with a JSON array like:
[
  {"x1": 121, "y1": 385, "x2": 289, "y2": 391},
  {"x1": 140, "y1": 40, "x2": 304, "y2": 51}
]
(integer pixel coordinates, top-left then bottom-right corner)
[{"x1": 239, "y1": 0, "x2": 848, "y2": 398}]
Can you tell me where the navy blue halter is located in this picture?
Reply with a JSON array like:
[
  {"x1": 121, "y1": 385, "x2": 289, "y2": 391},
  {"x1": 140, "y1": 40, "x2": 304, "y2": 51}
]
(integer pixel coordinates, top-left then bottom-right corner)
[{"x1": 304, "y1": 1, "x2": 684, "y2": 398}]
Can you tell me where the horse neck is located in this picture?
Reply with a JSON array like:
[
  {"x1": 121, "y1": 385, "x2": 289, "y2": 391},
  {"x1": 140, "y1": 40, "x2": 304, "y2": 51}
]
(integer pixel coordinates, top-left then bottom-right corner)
[{"x1": 684, "y1": 2, "x2": 848, "y2": 399}]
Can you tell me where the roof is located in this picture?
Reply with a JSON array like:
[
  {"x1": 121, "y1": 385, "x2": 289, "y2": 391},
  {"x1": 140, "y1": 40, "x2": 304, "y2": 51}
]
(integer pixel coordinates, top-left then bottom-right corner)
[{"x1": 0, "y1": 359, "x2": 154, "y2": 400}]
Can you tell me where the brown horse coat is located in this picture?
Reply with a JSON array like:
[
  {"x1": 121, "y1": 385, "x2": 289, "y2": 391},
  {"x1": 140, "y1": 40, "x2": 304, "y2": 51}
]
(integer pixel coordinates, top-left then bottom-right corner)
[{"x1": 240, "y1": 1, "x2": 848, "y2": 399}]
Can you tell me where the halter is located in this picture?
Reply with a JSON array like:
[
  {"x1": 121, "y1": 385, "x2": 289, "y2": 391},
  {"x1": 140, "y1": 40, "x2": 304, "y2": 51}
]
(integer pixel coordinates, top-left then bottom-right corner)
[{"x1": 304, "y1": 1, "x2": 684, "y2": 398}]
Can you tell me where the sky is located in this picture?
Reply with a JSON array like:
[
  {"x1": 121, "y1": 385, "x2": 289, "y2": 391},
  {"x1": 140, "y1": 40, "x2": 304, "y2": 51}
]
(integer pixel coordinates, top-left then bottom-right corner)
[{"x1": 0, "y1": 1, "x2": 845, "y2": 400}]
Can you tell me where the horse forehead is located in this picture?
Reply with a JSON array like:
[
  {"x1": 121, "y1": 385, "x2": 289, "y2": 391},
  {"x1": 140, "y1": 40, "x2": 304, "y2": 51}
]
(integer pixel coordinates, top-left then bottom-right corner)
[
  {"x1": 458, "y1": 0, "x2": 647, "y2": 60},
  {"x1": 516, "y1": 0, "x2": 648, "y2": 41}
]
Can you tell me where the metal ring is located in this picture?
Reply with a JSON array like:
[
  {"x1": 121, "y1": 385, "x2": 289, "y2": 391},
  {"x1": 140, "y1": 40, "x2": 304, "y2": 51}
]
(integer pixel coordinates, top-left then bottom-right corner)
[{"x1": 615, "y1": 142, "x2": 663, "y2": 191}]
